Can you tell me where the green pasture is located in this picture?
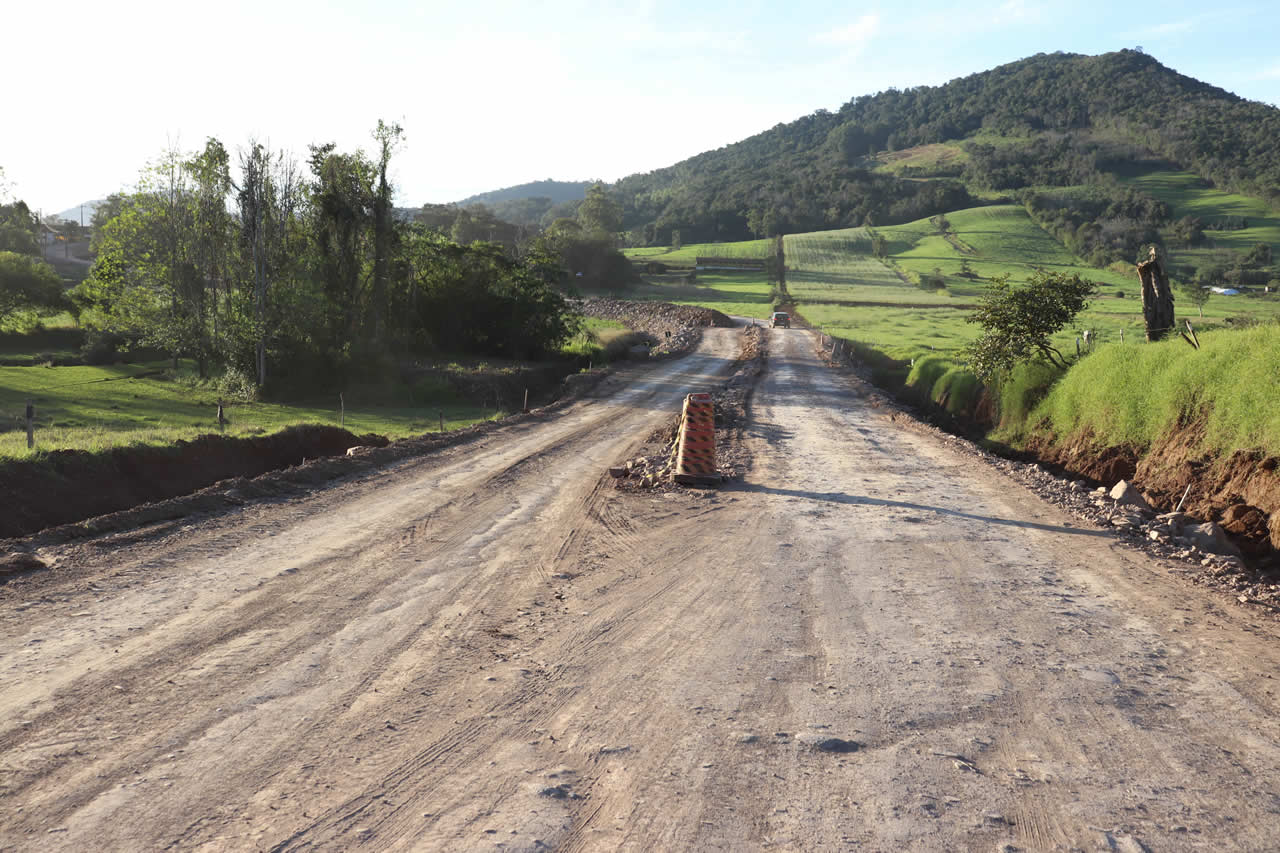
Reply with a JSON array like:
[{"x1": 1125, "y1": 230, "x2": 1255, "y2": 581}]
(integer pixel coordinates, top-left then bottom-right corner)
[
  {"x1": 0, "y1": 359, "x2": 508, "y2": 458},
  {"x1": 1121, "y1": 169, "x2": 1280, "y2": 259},
  {"x1": 560, "y1": 316, "x2": 631, "y2": 361},
  {"x1": 885, "y1": 206, "x2": 1134, "y2": 294},
  {"x1": 782, "y1": 228, "x2": 955, "y2": 305},
  {"x1": 626, "y1": 191, "x2": 1280, "y2": 366},
  {"x1": 623, "y1": 239, "x2": 773, "y2": 266}
]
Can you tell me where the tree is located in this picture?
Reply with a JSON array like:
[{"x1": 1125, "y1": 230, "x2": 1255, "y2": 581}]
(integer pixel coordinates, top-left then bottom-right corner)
[
  {"x1": 1177, "y1": 278, "x2": 1210, "y2": 318},
  {"x1": 308, "y1": 142, "x2": 375, "y2": 353},
  {"x1": 0, "y1": 251, "x2": 64, "y2": 321},
  {"x1": 870, "y1": 232, "x2": 888, "y2": 259},
  {"x1": 963, "y1": 270, "x2": 1095, "y2": 379},
  {"x1": 0, "y1": 200, "x2": 39, "y2": 255},
  {"x1": 237, "y1": 142, "x2": 305, "y2": 385},
  {"x1": 577, "y1": 182, "x2": 622, "y2": 236},
  {"x1": 371, "y1": 120, "x2": 404, "y2": 346},
  {"x1": 1244, "y1": 242, "x2": 1273, "y2": 268}
]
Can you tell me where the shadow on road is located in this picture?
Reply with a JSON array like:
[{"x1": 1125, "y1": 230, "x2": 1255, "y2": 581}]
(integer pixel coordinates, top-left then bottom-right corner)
[{"x1": 726, "y1": 482, "x2": 1112, "y2": 538}]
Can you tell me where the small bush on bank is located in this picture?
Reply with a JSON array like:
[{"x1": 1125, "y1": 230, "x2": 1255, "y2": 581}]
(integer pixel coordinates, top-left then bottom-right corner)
[{"x1": 993, "y1": 360, "x2": 1065, "y2": 438}]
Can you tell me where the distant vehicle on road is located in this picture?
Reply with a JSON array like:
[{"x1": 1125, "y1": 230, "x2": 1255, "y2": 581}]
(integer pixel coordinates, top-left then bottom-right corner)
[{"x1": 770, "y1": 312, "x2": 790, "y2": 328}]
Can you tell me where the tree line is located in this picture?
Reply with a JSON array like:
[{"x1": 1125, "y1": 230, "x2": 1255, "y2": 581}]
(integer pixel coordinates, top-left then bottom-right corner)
[{"x1": 13, "y1": 125, "x2": 618, "y2": 392}]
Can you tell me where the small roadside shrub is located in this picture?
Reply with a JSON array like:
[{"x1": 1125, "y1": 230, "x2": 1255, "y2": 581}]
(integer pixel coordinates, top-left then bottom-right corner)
[
  {"x1": 931, "y1": 367, "x2": 983, "y2": 416},
  {"x1": 217, "y1": 366, "x2": 258, "y2": 402},
  {"x1": 81, "y1": 330, "x2": 124, "y2": 365},
  {"x1": 993, "y1": 360, "x2": 1065, "y2": 435}
]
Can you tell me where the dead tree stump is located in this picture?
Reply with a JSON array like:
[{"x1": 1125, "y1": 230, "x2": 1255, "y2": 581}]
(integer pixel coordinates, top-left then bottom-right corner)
[{"x1": 1136, "y1": 247, "x2": 1175, "y2": 342}]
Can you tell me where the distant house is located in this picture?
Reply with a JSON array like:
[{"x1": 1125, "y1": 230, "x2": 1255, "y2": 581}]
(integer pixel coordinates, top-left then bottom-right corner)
[{"x1": 39, "y1": 221, "x2": 61, "y2": 245}]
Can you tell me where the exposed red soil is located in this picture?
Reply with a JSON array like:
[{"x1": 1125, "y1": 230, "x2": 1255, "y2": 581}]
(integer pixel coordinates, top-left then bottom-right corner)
[
  {"x1": 0, "y1": 427, "x2": 387, "y2": 541},
  {"x1": 1029, "y1": 419, "x2": 1280, "y2": 557}
]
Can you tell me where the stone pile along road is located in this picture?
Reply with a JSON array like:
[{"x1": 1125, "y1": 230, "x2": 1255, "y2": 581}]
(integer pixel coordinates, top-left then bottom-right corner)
[{"x1": 3, "y1": 323, "x2": 1280, "y2": 850}]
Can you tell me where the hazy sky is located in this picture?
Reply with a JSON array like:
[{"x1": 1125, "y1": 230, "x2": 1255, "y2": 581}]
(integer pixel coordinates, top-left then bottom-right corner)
[{"x1": 5, "y1": 0, "x2": 1278, "y2": 216}]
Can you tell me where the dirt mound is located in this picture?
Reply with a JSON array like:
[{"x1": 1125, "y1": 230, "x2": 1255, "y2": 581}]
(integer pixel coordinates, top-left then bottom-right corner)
[
  {"x1": 0, "y1": 426, "x2": 386, "y2": 542},
  {"x1": 581, "y1": 299, "x2": 733, "y2": 356}
]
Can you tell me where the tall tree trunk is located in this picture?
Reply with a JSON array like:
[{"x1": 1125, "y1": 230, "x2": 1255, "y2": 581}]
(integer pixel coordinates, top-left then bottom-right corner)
[
  {"x1": 1137, "y1": 250, "x2": 1174, "y2": 342},
  {"x1": 373, "y1": 189, "x2": 387, "y2": 346}
]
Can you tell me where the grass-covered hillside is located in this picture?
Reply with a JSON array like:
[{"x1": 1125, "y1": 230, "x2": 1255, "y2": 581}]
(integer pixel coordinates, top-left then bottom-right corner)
[
  {"x1": 1027, "y1": 324, "x2": 1280, "y2": 458},
  {"x1": 1121, "y1": 169, "x2": 1280, "y2": 270}
]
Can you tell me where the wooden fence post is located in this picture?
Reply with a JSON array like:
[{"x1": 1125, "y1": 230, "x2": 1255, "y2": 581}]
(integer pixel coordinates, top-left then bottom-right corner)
[
  {"x1": 217, "y1": 400, "x2": 226, "y2": 432},
  {"x1": 25, "y1": 399, "x2": 34, "y2": 450},
  {"x1": 339, "y1": 392, "x2": 345, "y2": 429}
]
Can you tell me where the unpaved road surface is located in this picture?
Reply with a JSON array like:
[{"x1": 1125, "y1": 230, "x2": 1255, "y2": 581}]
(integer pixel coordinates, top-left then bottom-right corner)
[{"x1": 5, "y1": 326, "x2": 1280, "y2": 851}]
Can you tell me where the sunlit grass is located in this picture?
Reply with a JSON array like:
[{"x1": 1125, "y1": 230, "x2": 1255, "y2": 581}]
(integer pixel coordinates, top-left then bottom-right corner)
[
  {"x1": 0, "y1": 359, "x2": 510, "y2": 459},
  {"x1": 1033, "y1": 324, "x2": 1280, "y2": 457}
]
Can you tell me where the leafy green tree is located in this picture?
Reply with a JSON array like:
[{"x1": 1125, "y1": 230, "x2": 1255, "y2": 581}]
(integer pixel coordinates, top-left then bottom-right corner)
[
  {"x1": 963, "y1": 270, "x2": 1095, "y2": 379},
  {"x1": 870, "y1": 233, "x2": 888, "y2": 259},
  {"x1": 1244, "y1": 243, "x2": 1273, "y2": 268},
  {"x1": 371, "y1": 120, "x2": 404, "y2": 346},
  {"x1": 237, "y1": 142, "x2": 306, "y2": 385},
  {"x1": 0, "y1": 200, "x2": 39, "y2": 255},
  {"x1": 0, "y1": 251, "x2": 64, "y2": 321},
  {"x1": 74, "y1": 149, "x2": 217, "y2": 371},
  {"x1": 308, "y1": 142, "x2": 376, "y2": 353},
  {"x1": 398, "y1": 229, "x2": 580, "y2": 359},
  {"x1": 577, "y1": 182, "x2": 622, "y2": 236}
]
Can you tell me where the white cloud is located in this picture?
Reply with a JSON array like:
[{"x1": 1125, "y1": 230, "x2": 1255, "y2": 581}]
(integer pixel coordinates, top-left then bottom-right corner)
[
  {"x1": 999, "y1": 0, "x2": 1033, "y2": 19},
  {"x1": 1144, "y1": 16, "x2": 1201, "y2": 38},
  {"x1": 815, "y1": 13, "x2": 881, "y2": 49}
]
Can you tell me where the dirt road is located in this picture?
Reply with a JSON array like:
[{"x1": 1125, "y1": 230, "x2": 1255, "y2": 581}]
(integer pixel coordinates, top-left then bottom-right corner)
[{"x1": 5, "y1": 325, "x2": 1280, "y2": 851}]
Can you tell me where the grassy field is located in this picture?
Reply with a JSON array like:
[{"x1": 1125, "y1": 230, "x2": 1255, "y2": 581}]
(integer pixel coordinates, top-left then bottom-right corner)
[
  {"x1": 872, "y1": 142, "x2": 968, "y2": 177},
  {"x1": 622, "y1": 189, "x2": 1280, "y2": 367},
  {"x1": 0, "y1": 357, "x2": 526, "y2": 458},
  {"x1": 623, "y1": 240, "x2": 772, "y2": 266},
  {"x1": 782, "y1": 228, "x2": 950, "y2": 305},
  {"x1": 1121, "y1": 169, "x2": 1280, "y2": 262}
]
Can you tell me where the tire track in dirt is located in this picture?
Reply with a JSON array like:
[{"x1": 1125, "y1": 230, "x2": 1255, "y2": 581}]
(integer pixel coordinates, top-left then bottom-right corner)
[{"x1": 0, "y1": 331, "x2": 746, "y2": 849}]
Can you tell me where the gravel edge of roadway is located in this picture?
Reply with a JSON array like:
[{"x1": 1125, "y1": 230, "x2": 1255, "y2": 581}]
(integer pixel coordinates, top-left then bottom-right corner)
[{"x1": 812, "y1": 339, "x2": 1280, "y2": 619}]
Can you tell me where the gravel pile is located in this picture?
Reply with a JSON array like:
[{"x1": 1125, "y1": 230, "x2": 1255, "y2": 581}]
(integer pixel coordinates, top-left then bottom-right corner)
[{"x1": 580, "y1": 299, "x2": 733, "y2": 356}]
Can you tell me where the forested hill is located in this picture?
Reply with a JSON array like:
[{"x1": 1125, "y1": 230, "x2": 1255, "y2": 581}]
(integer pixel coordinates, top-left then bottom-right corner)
[
  {"x1": 456, "y1": 180, "x2": 590, "y2": 207},
  {"x1": 608, "y1": 50, "x2": 1280, "y2": 243}
]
